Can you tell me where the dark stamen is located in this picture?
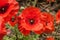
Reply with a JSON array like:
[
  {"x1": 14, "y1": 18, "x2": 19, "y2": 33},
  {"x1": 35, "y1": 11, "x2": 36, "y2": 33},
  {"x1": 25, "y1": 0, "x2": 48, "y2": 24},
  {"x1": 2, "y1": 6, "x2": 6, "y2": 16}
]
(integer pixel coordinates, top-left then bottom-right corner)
[
  {"x1": 29, "y1": 19, "x2": 35, "y2": 25},
  {"x1": 11, "y1": 17, "x2": 16, "y2": 22},
  {"x1": 0, "y1": 3, "x2": 9, "y2": 14}
]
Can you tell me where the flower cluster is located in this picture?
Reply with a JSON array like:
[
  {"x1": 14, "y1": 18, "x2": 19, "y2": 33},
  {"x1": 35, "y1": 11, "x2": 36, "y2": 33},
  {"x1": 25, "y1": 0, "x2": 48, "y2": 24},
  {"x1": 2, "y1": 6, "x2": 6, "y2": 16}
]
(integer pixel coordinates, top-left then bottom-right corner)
[
  {"x1": 18, "y1": 7, "x2": 55, "y2": 35},
  {"x1": 0, "y1": 0, "x2": 19, "y2": 40},
  {"x1": 0, "y1": 0, "x2": 60, "y2": 40}
]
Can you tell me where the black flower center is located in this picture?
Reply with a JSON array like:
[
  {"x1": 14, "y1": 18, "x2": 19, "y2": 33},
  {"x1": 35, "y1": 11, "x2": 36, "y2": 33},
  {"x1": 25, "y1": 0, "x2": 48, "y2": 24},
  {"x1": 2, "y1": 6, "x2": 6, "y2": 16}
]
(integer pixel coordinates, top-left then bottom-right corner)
[
  {"x1": 0, "y1": 3, "x2": 9, "y2": 14},
  {"x1": 11, "y1": 17, "x2": 16, "y2": 22},
  {"x1": 29, "y1": 19, "x2": 35, "y2": 25}
]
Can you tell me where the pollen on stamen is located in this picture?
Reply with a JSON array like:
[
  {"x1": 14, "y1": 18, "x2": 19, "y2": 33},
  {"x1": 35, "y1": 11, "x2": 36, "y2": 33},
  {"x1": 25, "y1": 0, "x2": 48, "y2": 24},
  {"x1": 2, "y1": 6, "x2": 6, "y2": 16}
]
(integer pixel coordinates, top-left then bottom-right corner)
[{"x1": 29, "y1": 19, "x2": 35, "y2": 25}]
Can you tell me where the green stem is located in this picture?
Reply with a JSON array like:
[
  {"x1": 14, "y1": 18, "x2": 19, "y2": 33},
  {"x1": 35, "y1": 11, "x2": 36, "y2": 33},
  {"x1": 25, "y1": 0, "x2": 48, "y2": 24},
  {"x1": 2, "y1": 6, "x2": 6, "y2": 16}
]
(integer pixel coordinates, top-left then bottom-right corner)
[{"x1": 14, "y1": 25, "x2": 18, "y2": 40}]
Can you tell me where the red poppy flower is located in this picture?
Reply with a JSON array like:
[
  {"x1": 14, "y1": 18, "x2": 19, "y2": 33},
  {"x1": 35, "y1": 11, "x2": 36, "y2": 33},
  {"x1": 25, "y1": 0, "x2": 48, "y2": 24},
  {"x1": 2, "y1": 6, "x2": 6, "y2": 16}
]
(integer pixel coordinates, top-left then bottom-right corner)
[
  {"x1": 0, "y1": 0, "x2": 19, "y2": 17},
  {"x1": 46, "y1": 36, "x2": 55, "y2": 40},
  {"x1": 1, "y1": 0, "x2": 20, "y2": 26},
  {"x1": 18, "y1": 6, "x2": 44, "y2": 35},
  {"x1": 0, "y1": 17, "x2": 7, "y2": 40},
  {"x1": 40, "y1": 12, "x2": 55, "y2": 33},
  {"x1": 8, "y1": 15, "x2": 18, "y2": 26},
  {"x1": 56, "y1": 10, "x2": 60, "y2": 24}
]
